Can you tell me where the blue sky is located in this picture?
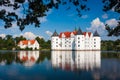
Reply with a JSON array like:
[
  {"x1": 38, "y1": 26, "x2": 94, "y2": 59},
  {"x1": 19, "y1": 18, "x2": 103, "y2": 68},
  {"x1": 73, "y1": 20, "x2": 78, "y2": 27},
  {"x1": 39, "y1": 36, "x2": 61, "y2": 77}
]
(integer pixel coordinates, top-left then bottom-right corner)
[{"x1": 0, "y1": 0, "x2": 120, "y2": 40}]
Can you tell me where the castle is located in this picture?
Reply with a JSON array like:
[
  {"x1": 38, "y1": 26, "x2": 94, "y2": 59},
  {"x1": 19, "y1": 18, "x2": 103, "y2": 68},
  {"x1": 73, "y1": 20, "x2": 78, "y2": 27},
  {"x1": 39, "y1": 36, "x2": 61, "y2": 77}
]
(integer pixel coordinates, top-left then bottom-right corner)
[{"x1": 51, "y1": 28, "x2": 101, "y2": 50}]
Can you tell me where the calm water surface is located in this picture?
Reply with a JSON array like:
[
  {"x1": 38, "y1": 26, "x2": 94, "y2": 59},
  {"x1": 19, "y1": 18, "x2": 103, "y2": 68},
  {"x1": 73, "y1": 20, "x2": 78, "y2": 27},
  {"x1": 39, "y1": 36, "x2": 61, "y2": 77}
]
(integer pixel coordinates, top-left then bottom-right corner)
[{"x1": 0, "y1": 50, "x2": 120, "y2": 80}]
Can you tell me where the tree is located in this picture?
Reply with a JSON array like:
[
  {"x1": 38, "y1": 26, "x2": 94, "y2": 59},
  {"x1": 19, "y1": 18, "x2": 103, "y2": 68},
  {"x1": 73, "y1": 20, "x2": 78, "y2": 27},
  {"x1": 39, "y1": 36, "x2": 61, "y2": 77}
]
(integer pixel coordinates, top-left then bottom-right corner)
[
  {"x1": 105, "y1": 22, "x2": 120, "y2": 36},
  {"x1": 35, "y1": 37, "x2": 45, "y2": 49},
  {"x1": 0, "y1": 0, "x2": 89, "y2": 31},
  {"x1": 102, "y1": 0, "x2": 120, "y2": 13},
  {"x1": 14, "y1": 35, "x2": 26, "y2": 44},
  {"x1": 102, "y1": 0, "x2": 120, "y2": 36},
  {"x1": 0, "y1": 0, "x2": 119, "y2": 36},
  {"x1": 5, "y1": 35, "x2": 15, "y2": 49}
]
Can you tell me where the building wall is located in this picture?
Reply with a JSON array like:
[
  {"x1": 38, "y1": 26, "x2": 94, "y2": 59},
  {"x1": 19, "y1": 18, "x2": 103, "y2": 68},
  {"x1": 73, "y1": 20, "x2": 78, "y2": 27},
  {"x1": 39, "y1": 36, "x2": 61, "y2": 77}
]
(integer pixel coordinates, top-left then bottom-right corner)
[
  {"x1": 75, "y1": 35, "x2": 85, "y2": 50},
  {"x1": 93, "y1": 37, "x2": 101, "y2": 50},
  {"x1": 18, "y1": 40, "x2": 39, "y2": 50},
  {"x1": 51, "y1": 37, "x2": 61, "y2": 50},
  {"x1": 51, "y1": 33, "x2": 101, "y2": 50},
  {"x1": 28, "y1": 41, "x2": 39, "y2": 50}
]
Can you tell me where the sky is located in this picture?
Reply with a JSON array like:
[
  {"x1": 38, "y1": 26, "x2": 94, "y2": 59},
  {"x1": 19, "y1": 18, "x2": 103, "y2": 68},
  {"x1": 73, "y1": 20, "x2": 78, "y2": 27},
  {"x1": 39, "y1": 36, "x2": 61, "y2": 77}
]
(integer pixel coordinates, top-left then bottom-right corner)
[{"x1": 0, "y1": 0, "x2": 120, "y2": 40}]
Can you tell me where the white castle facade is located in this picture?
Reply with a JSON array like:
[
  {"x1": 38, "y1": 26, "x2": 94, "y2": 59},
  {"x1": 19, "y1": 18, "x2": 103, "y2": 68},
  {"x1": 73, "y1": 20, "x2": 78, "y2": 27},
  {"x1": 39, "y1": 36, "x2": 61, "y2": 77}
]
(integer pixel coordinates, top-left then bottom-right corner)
[{"x1": 51, "y1": 28, "x2": 101, "y2": 50}]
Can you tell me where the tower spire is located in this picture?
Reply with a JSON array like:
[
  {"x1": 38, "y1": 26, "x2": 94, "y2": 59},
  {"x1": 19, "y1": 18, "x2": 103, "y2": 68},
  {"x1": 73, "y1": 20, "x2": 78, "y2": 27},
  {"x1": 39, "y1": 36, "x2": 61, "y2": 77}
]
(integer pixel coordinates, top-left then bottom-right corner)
[
  {"x1": 76, "y1": 27, "x2": 82, "y2": 35},
  {"x1": 52, "y1": 30, "x2": 59, "y2": 36},
  {"x1": 74, "y1": 27, "x2": 77, "y2": 31},
  {"x1": 93, "y1": 30, "x2": 100, "y2": 37}
]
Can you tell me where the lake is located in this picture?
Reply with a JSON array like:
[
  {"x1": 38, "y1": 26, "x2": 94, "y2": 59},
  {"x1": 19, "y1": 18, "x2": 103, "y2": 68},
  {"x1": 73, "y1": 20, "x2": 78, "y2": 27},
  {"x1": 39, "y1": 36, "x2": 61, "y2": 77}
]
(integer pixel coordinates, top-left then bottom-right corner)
[{"x1": 0, "y1": 50, "x2": 120, "y2": 80}]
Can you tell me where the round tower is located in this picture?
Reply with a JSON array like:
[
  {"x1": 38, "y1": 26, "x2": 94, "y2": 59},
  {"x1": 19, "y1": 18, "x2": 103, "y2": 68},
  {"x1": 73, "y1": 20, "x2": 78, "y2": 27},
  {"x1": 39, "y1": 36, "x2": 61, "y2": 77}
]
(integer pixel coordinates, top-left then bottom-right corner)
[{"x1": 51, "y1": 30, "x2": 59, "y2": 50}]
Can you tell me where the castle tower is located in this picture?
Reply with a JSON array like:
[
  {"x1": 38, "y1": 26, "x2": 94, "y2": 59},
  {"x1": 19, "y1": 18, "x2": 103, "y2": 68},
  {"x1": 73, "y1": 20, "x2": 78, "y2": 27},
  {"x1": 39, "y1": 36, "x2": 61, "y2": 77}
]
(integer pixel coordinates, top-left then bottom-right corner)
[
  {"x1": 51, "y1": 30, "x2": 60, "y2": 50},
  {"x1": 93, "y1": 30, "x2": 101, "y2": 50},
  {"x1": 75, "y1": 27, "x2": 85, "y2": 50}
]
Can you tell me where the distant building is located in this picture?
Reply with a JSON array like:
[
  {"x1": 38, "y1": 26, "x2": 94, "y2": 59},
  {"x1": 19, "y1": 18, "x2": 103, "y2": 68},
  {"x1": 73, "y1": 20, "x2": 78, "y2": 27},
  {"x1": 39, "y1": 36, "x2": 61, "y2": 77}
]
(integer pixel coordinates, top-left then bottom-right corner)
[
  {"x1": 51, "y1": 28, "x2": 101, "y2": 50},
  {"x1": 18, "y1": 40, "x2": 39, "y2": 50}
]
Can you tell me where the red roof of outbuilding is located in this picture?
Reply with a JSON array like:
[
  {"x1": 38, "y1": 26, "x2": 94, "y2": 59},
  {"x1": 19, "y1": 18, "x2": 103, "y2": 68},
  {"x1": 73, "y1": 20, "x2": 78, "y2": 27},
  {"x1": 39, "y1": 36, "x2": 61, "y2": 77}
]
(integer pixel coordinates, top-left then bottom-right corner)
[{"x1": 18, "y1": 40, "x2": 35, "y2": 45}]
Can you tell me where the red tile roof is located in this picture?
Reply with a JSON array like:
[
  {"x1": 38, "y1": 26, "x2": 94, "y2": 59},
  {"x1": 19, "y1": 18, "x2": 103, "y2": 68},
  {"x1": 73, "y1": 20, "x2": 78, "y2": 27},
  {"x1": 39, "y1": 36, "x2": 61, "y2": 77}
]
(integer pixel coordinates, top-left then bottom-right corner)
[
  {"x1": 83, "y1": 32, "x2": 91, "y2": 37},
  {"x1": 18, "y1": 52, "x2": 35, "y2": 62},
  {"x1": 59, "y1": 31, "x2": 77, "y2": 38},
  {"x1": 18, "y1": 40, "x2": 35, "y2": 45},
  {"x1": 58, "y1": 31, "x2": 92, "y2": 38}
]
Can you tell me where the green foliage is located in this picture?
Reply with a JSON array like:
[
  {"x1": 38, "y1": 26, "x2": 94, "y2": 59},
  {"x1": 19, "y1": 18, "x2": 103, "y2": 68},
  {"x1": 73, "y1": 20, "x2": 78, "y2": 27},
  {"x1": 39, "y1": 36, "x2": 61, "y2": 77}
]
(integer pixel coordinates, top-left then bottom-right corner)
[
  {"x1": 102, "y1": 0, "x2": 120, "y2": 36},
  {"x1": 36, "y1": 51, "x2": 51, "y2": 63},
  {"x1": 105, "y1": 23, "x2": 120, "y2": 36},
  {"x1": 102, "y1": 0, "x2": 120, "y2": 13},
  {"x1": 0, "y1": 52, "x2": 15, "y2": 65},
  {"x1": 35, "y1": 37, "x2": 51, "y2": 49},
  {"x1": 25, "y1": 47, "x2": 33, "y2": 50},
  {"x1": 14, "y1": 36, "x2": 26, "y2": 44},
  {"x1": 0, "y1": 35, "x2": 26, "y2": 50},
  {"x1": 0, "y1": 0, "x2": 89, "y2": 31},
  {"x1": 0, "y1": 34, "x2": 51, "y2": 50},
  {"x1": 101, "y1": 52, "x2": 120, "y2": 58},
  {"x1": 101, "y1": 39, "x2": 120, "y2": 51},
  {"x1": 0, "y1": 35, "x2": 16, "y2": 50}
]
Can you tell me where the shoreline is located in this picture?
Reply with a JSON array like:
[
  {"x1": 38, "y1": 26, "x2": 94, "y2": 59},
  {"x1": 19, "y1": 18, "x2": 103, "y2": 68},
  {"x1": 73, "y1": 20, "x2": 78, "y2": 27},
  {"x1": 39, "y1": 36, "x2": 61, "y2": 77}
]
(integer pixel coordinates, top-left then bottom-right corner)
[{"x1": 0, "y1": 49, "x2": 120, "y2": 52}]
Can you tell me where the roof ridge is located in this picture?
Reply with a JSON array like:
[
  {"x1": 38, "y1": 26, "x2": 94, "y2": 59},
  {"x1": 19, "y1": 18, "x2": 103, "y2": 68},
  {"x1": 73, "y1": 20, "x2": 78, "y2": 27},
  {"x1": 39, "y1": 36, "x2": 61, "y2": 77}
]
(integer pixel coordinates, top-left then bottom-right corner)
[{"x1": 93, "y1": 30, "x2": 100, "y2": 37}]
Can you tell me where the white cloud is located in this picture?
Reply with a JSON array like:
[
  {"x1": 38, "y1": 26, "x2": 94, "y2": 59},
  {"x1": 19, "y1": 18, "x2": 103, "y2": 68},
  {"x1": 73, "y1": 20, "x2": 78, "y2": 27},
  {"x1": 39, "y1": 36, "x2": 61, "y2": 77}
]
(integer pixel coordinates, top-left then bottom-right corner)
[
  {"x1": 86, "y1": 18, "x2": 105, "y2": 35},
  {"x1": 45, "y1": 30, "x2": 53, "y2": 37},
  {"x1": 101, "y1": 36, "x2": 120, "y2": 40},
  {"x1": 39, "y1": 9, "x2": 52, "y2": 23},
  {"x1": 46, "y1": 9, "x2": 52, "y2": 15},
  {"x1": 81, "y1": 15, "x2": 88, "y2": 19},
  {"x1": 0, "y1": 3, "x2": 23, "y2": 18},
  {"x1": 38, "y1": 36, "x2": 44, "y2": 39},
  {"x1": 21, "y1": 32, "x2": 43, "y2": 39},
  {"x1": 22, "y1": 32, "x2": 36, "y2": 39},
  {"x1": 105, "y1": 19, "x2": 118, "y2": 27},
  {"x1": 39, "y1": 17, "x2": 47, "y2": 23},
  {"x1": 86, "y1": 18, "x2": 120, "y2": 40},
  {"x1": 13, "y1": 32, "x2": 44, "y2": 40},
  {"x1": 0, "y1": 34, "x2": 6, "y2": 39},
  {"x1": 102, "y1": 13, "x2": 108, "y2": 19}
]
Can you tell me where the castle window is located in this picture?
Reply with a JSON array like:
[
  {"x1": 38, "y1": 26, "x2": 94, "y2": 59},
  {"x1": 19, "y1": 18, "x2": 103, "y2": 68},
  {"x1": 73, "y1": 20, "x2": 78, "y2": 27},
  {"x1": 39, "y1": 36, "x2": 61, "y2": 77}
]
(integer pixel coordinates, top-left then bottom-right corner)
[
  {"x1": 69, "y1": 45, "x2": 71, "y2": 47},
  {"x1": 56, "y1": 45, "x2": 58, "y2": 47},
  {"x1": 94, "y1": 45, "x2": 96, "y2": 47},
  {"x1": 78, "y1": 41, "x2": 80, "y2": 43},
  {"x1": 94, "y1": 39, "x2": 96, "y2": 41},
  {"x1": 65, "y1": 45, "x2": 66, "y2": 47},
  {"x1": 78, "y1": 37, "x2": 80, "y2": 39},
  {"x1": 78, "y1": 45, "x2": 80, "y2": 47},
  {"x1": 56, "y1": 39, "x2": 58, "y2": 40},
  {"x1": 94, "y1": 42, "x2": 96, "y2": 44},
  {"x1": 56, "y1": 42, "x2": 58, "y2": 44}
]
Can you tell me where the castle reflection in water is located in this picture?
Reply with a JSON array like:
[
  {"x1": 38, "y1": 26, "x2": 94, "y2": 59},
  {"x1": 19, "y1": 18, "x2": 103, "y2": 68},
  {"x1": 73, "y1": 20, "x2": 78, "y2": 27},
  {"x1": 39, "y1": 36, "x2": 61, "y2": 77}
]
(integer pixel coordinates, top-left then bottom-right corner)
[
  {"x1": 51, "y1": 51, "x2": 101, "y2": 71},
  {"x1": 18, "y1": 51, "x2": 40, "y2": 67}
]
